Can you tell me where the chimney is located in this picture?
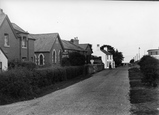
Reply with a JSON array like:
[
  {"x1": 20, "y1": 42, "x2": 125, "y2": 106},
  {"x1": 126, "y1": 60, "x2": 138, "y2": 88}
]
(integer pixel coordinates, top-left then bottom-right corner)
[{"x1": 71, "y1": 37, "x2": 79, "y2": 45}]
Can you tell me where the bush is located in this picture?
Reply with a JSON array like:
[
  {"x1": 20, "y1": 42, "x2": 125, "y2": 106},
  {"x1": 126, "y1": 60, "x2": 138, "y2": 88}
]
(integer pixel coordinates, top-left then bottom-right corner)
[
  {"x1": 8, "y1": 60, "x2": 36, "y2": 70},
  {"x1": 138, "y1": 55, "x2": 159, "y2": 86},
  {"x1": 69, "y1": 52, "x2": 85, "y2": 66},
  {"x1": 61, "y1": 57, "x2": 71, "y2": 66},
  {"x1": 0, "y1": 65, "x2": 87, "y2": 105}
]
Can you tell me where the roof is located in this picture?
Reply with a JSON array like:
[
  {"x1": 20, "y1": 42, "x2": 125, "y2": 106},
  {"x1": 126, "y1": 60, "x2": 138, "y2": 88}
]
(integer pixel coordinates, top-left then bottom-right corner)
[
  {"x1": 62, "y1": 40, "x2": 85, "y2": 52},
  {"x1": 31, "y1": 33, "x2": 61, "y2": 52},
  {"x1": 147, "y1": 49, "x2": 159, "y2": 52},
  {"x1": 0, "y1": 10, "x2": 19, "y2": 39},
  {"x1": 101, "y1": 49, "x2": 112, "y2": 55},
  {"x1": 0, "y1": 10, "x2": 7, "y2": 27},
  {"x1": 0, "y1": 47, "x2": 8, "y2": 59},
  {"x1": 12, "y1": 23, "x2": 28, "y2": 34},
  {"x1": 78, "y1": 44, "x2": 88, "y2": 50}
]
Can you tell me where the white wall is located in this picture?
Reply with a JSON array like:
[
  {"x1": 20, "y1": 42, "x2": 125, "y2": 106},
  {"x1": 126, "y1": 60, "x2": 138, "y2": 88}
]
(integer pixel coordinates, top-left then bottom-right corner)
[{"x1": 0, "y1": 50, "x2": 8, "y2": 71}]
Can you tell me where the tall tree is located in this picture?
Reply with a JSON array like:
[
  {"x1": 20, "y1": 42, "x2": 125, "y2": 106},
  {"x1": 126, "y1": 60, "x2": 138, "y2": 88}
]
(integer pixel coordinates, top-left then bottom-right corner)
[{"x1": 100, "y1": 45, "x2": 124, "y2": 67}]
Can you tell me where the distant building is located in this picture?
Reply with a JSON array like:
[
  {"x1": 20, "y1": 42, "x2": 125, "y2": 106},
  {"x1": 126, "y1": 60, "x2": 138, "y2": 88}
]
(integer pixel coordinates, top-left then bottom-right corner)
[
  {"x1": 92, "y1": 44, "x2": 115, "y2": 68},
  {"x1": 32, "y1": 33, "x2": 64, "y2": 66},
  {"x1": 62, "y1": 40, "x2": 85, "y2": 57},
  {"x1": 147, "y1": 49, "x2": 159, "y2": 59},
  {"x1": 70, "y1": 37, "x2": 93, "y2": 64}
]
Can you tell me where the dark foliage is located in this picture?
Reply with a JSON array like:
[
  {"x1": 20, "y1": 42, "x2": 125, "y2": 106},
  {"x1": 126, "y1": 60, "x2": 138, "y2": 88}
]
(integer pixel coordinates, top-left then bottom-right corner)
[
  {"x1": 138, "y1": 55, "x2": 159, "y2": 86},
  {"x1": 130, "y1": 59, "x2": 135, "y2": 64},
  {"x1": 61, "y1": 57, "x2": 71, "y2": 66},
  {"x1": 0, "y1": 66, "x2": 87, "y2": 105},
  {"x1": 8, "y1": 60, "x2": 36, "y2": 70},
  {"x1": 68, "y1": 52, "x2": 85, "y2": 66}
]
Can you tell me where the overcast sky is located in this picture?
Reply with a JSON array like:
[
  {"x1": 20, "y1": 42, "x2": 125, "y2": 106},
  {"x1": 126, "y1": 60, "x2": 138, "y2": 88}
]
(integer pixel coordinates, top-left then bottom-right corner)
[{"x1": 1, "y1": 0, "x2": 159, "y2": 62}]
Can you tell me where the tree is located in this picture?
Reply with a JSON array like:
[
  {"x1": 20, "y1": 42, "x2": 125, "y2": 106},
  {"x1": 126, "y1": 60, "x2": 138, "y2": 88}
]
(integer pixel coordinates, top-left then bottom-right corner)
[
  {"x1": 69, "y1": 52, "x2": 85, "y2": 66},
  {"x1": 130, "y1": 59, "x2": 134, "y2": 64},
  {"x1": 100, "y1": 45, "x2": 124, "y2": 67}
]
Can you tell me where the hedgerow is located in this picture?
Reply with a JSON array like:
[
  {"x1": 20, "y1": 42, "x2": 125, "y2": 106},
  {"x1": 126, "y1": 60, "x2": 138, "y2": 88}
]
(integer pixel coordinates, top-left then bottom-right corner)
[
  {"x1": 138, "y1": 55, "x2": 159, "y2": 86},
  {"x1": 0, "y1": 65, "x2": 88, "y2": 105}
]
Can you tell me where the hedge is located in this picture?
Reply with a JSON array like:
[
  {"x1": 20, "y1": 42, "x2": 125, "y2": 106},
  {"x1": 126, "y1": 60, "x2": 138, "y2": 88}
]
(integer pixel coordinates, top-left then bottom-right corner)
[
  {"x1": 0, "y1": 65, "x2": 88, "y2": 105},
  {"x1": 138, "y1": 55, "x2": 159, "y2": 86}
]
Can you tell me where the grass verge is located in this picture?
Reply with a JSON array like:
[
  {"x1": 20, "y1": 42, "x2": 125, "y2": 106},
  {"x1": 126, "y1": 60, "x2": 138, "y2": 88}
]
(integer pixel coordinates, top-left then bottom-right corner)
[{"x1": 129, "y1": 67, "x2": 159, "y2": 115}]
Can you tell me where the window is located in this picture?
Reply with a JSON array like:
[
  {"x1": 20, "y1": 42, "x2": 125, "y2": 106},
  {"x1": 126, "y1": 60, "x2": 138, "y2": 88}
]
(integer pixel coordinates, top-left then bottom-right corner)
[
  {"x1": 38, "y1": 53, "x2": 44, "y2": 66},
  {"x1": 4, "y1": 33, "x2": 9, "y2": 47},
  {"x1": 58, "y1": 50, "x2": 61, "y2": 63},
  {"x1": 22, "y1": 36, "x2": 27, "y2": 48},
  {"x1": 52, "y1": 49, "x2": 56, "y2": 63}
]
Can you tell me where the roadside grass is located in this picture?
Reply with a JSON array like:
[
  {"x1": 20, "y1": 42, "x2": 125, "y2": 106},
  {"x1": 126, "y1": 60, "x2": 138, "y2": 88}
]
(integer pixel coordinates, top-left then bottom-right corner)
[{"x1": 129, "y1": 67, "x2": 159, "y2": 115}]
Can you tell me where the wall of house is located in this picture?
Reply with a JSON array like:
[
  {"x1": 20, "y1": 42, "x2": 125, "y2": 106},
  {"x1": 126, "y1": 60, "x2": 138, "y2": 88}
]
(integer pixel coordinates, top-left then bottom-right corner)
[
  {"x1": 0, "y1": 18, "x2": 20, "y2": 61},
  {"x1": 49, "y1": 38, "x2": 63, "y2": 65},
  {"x1": 28, "y1": 39, "x2": 34, "y2": 61},
  {"x1": 35, "y1": 52, "x2": 50, "y2": 66},
  {"x1": 0, "y1": 50, "x2": 8, "y2": 71}
]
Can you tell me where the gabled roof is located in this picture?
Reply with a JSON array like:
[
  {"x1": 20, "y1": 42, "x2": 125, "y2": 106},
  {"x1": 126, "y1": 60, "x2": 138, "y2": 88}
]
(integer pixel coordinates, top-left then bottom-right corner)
[
  {"x1": 101, "y1": 49, "x2": 112, "y2": 55},
  {"x1": 0, "y1": 47, "x2": 8, "y2": 59},
  {"x1": 62, "y1": 40, "x2": 85, "y2": 52},
  {"x1": 0, "y1": 9, "x2": 19, "y2": 39},
  {"x1": 78, "y1": 44, "x2": 88, "y2": 50},
  {"x1": 0, "y1": 11, "x2": 6, "y2": 27},
  {"x1": 12, "y1": 23, "x2": 28, "y2": 34},
  {"x1": 31, "y1": 33, "x2": 63, "y2": 52}
]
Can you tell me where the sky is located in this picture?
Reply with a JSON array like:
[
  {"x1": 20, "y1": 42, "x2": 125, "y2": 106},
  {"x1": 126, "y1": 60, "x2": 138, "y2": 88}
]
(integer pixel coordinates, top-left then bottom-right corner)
[{"x1": 1, "y1": 0, "x2": 159, "y2": 62}]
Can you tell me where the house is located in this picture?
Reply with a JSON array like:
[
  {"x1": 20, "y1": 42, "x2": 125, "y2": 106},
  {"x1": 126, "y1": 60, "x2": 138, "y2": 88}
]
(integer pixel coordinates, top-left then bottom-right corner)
[
  {"x1": 78, "y1": 44, "x2": 93, "y2": 64},
  {"x1": 100, "y1": 47, "x2": 115, "y2": 68},
  {"x1": 0, "y1": 47, "x2": 8, "y2": 71},
  {"x1": 0, "y1": 9, "x2": 20, "y2": 61},
  {"x1": 0, "y1": 9, "x2": 35, "y2": 62},
  {"x1": 12, "y1": 23, "x2": 35, "y2": 62},
  {"x1": 70, "y1": 37, "x2": 93, "y2": 63},
  {"x1": 62, "y1": 40, "x2": 86, "y2": 57},
  {"x1": 31, "y1": 33, "x2": 64, "y2": 66},
  {"x1": 92, "y1": 44, "x2": 115, "y2": 68},
  {"x1": 147, "y1": 49, "x2": 159, "y2": 59}
]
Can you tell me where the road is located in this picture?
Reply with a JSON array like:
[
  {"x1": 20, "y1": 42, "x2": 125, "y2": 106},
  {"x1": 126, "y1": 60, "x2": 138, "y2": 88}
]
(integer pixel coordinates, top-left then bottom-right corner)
[{"x1": 0, "y1": 67, "x2": 131, "y2": 115}]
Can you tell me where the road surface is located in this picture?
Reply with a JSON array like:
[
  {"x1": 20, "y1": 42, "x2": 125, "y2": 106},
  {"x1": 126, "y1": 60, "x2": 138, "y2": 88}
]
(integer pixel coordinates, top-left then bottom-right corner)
[{"x1": 0, "y1": 67, "x2": 131, "y2": 115}]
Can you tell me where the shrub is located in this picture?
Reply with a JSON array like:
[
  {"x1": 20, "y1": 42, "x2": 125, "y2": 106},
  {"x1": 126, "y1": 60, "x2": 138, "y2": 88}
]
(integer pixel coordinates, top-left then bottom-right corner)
[
  {"x1": 0, "y1": 65, "x2": 87, "y2": 105},
  {"x1": 138, "y1": 55, "x2": 159, "y2": 86},
  {"x1": 69, "y1": 52, "x2": 85, "y2": 66},
  {"x1": 8, "y1": 60, "x2": 36, "y2": 70},
  {"x1": 61, "y1": 57, "x2": 71, "y2": 67}
]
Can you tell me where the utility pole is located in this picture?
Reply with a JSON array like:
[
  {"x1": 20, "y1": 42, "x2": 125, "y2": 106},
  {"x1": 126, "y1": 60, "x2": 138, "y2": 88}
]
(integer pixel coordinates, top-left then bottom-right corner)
[{"x1": 139, "y1": 47, "x2": 140, "y2": 60}]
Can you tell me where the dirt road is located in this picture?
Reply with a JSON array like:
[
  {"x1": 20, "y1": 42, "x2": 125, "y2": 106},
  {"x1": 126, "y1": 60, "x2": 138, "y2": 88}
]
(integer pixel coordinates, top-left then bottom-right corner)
[{"x1": 0, "y1": 67, "x2": 131, "y2": 115}]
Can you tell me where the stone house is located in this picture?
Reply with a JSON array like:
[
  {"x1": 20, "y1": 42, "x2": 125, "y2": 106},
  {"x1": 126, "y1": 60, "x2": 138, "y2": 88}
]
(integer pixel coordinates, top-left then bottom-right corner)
[
  {"x1": 32, "y1": 33, "x2": 64, "y2": 66},
  {"x1": 0, "y1": 9, "x2": 35, "y2": 62}
]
